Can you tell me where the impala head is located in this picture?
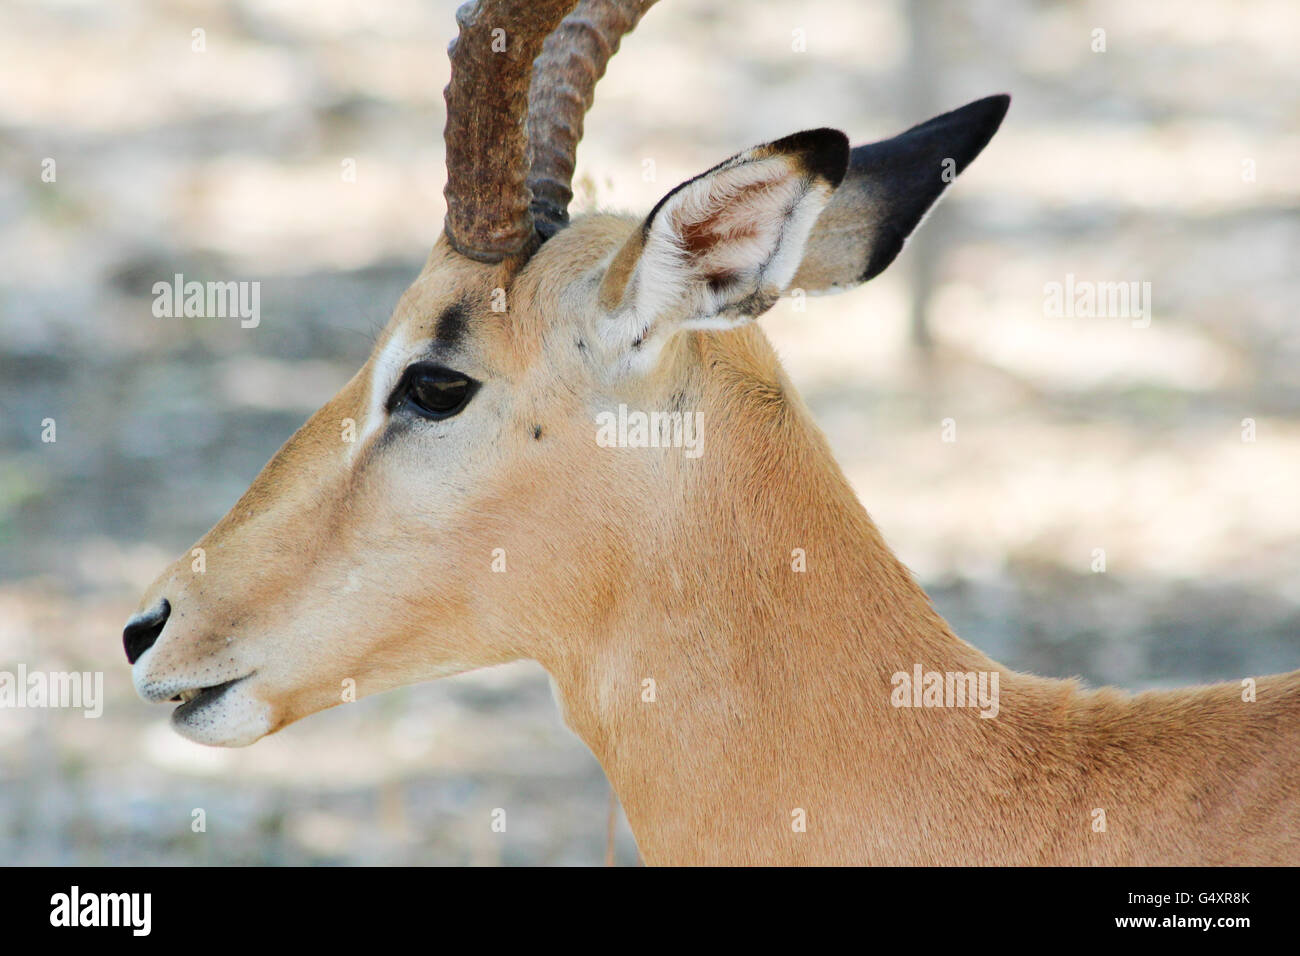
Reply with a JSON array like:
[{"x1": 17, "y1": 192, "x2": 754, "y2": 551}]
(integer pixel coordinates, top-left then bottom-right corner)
[{"x1": 125, "y1": 0, "x2": 1008, "y2": 746}]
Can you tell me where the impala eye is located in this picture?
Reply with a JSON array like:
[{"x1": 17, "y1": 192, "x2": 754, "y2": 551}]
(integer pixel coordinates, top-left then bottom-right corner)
[{"x1": 389, "y1": 363, "x2": 479, "y2": 420}]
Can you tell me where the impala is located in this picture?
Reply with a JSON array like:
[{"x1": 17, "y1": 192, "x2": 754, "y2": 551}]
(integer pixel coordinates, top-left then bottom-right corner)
[{"x1": 124, "y1": 0, "x2": 1300, "y2": 865}]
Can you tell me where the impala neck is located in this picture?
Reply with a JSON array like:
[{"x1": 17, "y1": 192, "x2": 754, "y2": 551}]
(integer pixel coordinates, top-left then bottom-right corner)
[{"x1": 540, "y1": 331, "x2": 1024, "y2": 864}]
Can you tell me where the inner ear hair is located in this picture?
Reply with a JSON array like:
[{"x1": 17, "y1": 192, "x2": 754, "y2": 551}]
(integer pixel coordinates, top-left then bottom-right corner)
[
  {"x1": 594, "y1": 128, "x2": 849, "y2": 362},
  {"x1": 598, "y1": 229, "x2": 645, "y2": 312},
  {"x1": 640, "y1": 129, "x2": 848, "y2": 322}
]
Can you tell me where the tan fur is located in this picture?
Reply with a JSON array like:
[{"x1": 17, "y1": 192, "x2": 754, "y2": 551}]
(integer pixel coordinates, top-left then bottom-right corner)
[
  {"x1": 133, "y1": 204, "x2": 1300, "y2": 865},
  {"x1": 789, "y1": 179, "x2": 888, "y2": 293}
]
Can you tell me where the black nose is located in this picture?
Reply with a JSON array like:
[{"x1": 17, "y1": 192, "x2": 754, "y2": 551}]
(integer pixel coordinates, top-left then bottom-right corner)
[{"x1": 123, "y1": 599, "x2": 170, "y2": 664}]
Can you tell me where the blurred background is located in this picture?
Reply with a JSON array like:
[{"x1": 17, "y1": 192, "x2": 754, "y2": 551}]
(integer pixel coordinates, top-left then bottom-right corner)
[{"x1": 1, "y1": 0, "x2": 1297, "y2": 864}]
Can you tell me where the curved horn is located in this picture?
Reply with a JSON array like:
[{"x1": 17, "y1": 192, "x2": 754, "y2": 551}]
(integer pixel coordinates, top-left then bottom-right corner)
[
  {"x1": 443, "y1": 0, "x2": 577, "y2": 263},
  {"x1": 526, "y1": 0, "x2": 660, "y2": 239}
]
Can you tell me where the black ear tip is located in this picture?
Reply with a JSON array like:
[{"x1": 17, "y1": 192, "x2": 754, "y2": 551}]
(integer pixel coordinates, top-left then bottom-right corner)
[
  {"x1": 935, "y1": 93, "x2": 1011, "y2": 174},
  {"x1": 807, "y1": 128, "x2": 851, "y2": 188},
  {"x1": 967, "y1": 93, "x2": 1011, "y2": 130},
  {"x1": 769, "y1": 128, "x2": 851, "y2": 189}
]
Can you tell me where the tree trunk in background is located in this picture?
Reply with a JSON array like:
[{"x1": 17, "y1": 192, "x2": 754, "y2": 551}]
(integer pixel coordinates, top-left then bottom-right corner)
[{"x1": 905, "y1": 0, "x2": 939, "y2": 351}]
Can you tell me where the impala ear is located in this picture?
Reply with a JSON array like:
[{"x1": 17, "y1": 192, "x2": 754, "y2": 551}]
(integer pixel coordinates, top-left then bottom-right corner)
[
  {"x1": 789, "y1": 94, "x2": 1010, "y2": 295},
  {"x1": 598, "y1": 128, "x2": 849, "y2": 355}
]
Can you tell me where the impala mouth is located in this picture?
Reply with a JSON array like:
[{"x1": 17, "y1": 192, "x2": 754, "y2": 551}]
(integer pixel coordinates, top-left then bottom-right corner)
[{"x1": 168, "y1": 676, "x2": 248, "y2": 718}]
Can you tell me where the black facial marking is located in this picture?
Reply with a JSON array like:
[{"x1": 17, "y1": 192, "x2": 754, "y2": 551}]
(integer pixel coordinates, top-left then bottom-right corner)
[
  {"x1": 435, "y1": 301, "x2": 470, "y2": 346},
  {"x1": 533, "y1": 425, "x2": 543, "y2": 440}
]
